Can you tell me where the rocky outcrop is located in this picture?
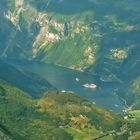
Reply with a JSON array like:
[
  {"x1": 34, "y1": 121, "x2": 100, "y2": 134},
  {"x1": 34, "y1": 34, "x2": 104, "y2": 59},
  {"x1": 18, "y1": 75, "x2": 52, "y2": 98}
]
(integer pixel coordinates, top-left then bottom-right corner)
[{"x1": 0, "y1": 129, "x2": 12, "y2": 140}]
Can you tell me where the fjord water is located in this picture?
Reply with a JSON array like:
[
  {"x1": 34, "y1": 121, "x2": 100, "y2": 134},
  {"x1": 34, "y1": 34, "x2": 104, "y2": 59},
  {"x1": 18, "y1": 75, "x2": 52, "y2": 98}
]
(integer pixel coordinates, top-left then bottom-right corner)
[{"x1": 4, "y1": 59, "x2": 125, "y2": 113}]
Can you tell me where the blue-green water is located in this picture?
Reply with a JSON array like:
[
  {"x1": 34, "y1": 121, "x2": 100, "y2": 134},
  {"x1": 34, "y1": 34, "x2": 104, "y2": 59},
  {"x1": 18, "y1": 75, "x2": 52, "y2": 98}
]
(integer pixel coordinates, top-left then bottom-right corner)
[{"x1": 4, "y1": 59, "x2": 126, "y2": 113}]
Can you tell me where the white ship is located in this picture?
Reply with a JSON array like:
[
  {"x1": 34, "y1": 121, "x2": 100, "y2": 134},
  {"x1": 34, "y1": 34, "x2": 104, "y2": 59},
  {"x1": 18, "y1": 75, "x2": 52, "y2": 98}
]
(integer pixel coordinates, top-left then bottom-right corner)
[
  {"x1": 61, "y1": 90, "x2": 66, "y2": 93},
  {"x1": 82, "y1": 83, "x2": 97, "y2": 89}
]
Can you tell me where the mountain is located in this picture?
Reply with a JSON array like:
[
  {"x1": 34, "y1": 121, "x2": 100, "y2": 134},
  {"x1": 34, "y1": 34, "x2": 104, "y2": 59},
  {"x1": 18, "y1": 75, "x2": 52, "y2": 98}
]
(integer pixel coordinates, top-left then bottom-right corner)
[{"x1": 1, "y1": 0, "x2": 140, "y2": 70}]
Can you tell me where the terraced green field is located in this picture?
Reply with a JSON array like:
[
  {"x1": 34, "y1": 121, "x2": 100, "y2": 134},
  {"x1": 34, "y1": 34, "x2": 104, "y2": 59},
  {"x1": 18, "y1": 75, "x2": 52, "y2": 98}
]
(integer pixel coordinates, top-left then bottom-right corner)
[
  {"x1": 65, "y1": 127, "x2": 101, "y2": 140},
  {"x1": 130, "y1": 110, "x2": 140, "y2": 119}
]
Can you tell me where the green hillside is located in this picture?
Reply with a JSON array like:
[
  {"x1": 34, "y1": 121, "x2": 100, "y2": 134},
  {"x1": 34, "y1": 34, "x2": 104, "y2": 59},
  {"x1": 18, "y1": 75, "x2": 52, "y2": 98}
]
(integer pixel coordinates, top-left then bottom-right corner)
[
  {"x1": 0, "y1": 79, "x2": 124, "y2": 140},
  {"x1": 0, "y1": 79, "x2": 71, "y2": 140},
  {"x1": 1, "y1": 79, "x2": 140, "y2": 140}
]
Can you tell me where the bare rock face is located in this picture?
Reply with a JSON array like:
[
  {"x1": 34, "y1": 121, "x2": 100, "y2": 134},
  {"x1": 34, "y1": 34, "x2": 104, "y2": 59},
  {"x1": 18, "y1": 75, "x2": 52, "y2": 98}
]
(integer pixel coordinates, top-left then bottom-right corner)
[{"x1": 1, "y1": 0, "x2": 98, "y2": 71}]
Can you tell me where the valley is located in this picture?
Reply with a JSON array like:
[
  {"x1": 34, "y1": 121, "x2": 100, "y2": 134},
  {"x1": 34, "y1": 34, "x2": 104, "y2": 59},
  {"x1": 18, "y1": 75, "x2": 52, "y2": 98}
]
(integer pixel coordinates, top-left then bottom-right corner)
[
  {"x1": 0, "y1": 0, "x2": 140, "y2": 139},
  {"x1": 3, "y1": 58, "x2": 126, "y2": 113}
]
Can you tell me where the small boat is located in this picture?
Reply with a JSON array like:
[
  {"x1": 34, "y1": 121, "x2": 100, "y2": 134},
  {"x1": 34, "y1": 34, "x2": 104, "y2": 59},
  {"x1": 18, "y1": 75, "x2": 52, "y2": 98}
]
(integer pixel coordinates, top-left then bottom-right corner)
[{"x1": 75, "y1": 78, "x2": 80, "y2": 82}]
